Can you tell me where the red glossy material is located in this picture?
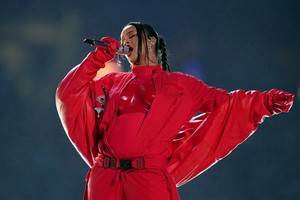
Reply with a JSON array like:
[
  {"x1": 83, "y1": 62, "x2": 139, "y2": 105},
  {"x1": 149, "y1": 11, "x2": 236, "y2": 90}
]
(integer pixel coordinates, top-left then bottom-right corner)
[
  {"x1": 56, "y1": 54, "x2": 294, "y2": 199},
  {"x1": 108, "y1": 66, "x2": 156, "y2": 158},
  {"x1": 117, "y1": 66, "x2": 155, "y2": 116}
]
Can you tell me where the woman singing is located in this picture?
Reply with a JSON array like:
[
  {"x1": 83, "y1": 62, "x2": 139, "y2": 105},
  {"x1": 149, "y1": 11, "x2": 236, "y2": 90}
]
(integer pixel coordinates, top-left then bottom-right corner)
[{"x1": 56, "y1": 22, "x2": 294, "y2": 200}]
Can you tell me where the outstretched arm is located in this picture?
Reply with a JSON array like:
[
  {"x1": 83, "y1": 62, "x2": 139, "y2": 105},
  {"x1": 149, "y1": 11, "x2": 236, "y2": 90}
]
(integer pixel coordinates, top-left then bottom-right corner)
[{"x1": 168, "y1": 76, "x2": 294, "y2": 186}]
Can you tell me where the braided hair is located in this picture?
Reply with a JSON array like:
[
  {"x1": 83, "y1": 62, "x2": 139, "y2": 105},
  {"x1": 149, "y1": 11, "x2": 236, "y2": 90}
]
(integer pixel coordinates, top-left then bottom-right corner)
[{"x1": 128, "y1": 22, "x2": 170, "y2": 71}]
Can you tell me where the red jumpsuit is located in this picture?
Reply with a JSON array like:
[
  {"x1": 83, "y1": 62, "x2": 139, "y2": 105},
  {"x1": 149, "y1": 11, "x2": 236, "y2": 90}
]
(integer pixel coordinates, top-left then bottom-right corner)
[{"x1": 56, "y1": 52, "x2": 293, "y2": 200}]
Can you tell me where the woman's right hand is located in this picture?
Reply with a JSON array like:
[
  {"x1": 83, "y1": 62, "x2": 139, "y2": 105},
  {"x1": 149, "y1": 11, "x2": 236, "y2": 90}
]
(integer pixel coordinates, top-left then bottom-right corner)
[{"x1": 93, "y1": 37, "x2": 121, "y2": 66}]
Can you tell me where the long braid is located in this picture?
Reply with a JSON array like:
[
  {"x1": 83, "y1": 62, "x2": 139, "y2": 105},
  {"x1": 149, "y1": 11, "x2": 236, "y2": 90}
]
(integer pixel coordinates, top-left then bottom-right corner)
[{"x1": 157, "y1": 37, "x2": 170, "y2": 71}]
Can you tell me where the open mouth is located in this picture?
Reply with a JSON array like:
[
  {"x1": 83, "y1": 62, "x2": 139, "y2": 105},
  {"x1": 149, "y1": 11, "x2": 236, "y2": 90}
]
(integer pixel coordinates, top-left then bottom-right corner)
[{"x1": 126, "y1": 46, "x2": 133, "y2": 56}]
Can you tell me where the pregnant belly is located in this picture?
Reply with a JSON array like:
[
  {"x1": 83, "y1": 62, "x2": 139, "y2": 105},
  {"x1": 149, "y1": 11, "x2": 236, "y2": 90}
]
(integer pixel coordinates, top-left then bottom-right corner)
[{"x1": 108, "y1": 112, "x2": 145, "y2": 158}]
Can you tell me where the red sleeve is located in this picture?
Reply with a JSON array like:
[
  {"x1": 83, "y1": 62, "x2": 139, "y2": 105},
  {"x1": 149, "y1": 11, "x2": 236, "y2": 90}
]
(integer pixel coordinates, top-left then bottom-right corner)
[
  {"x1": 180, "y1": 74, "x2": 229, "y2": 113},
  {"x1": 55, "y1": 53, "x2": 114, "y2": 167},
  {"x1": 168, "y1": 88, "x2": 288, "y2": 187}
]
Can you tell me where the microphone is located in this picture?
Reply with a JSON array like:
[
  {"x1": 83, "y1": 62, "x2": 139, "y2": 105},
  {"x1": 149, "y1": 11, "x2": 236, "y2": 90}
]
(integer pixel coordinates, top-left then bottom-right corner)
[{"x1": 83, "y1": 38, "x2": 130, "y2": 55}]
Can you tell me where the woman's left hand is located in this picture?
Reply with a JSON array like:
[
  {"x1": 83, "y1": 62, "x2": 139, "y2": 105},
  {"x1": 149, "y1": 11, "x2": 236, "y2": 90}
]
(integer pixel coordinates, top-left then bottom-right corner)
[{"x1": 272, "y1": 90, "x2": 294, "y2": 113}]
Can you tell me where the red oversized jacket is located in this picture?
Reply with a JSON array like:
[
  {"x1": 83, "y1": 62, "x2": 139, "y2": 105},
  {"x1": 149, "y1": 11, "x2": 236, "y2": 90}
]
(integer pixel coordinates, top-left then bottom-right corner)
[{"x1": 56, "y1": 53, "x2": 281, "y2": 199}]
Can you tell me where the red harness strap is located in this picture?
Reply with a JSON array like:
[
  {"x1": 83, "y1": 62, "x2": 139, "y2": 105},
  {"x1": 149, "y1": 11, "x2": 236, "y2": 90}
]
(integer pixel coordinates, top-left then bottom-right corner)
[
  {"x1": 95, "y1": 155, "x2": 169, "y2": 171},
  {"x1": 102, "y1": 156, "x2": 145, "y2": 170}
]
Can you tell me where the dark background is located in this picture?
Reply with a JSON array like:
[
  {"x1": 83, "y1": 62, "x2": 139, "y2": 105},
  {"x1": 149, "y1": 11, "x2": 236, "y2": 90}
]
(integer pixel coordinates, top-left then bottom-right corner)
[{"x1": 1, "y1": 0, "x2": 299, "y2": 199}]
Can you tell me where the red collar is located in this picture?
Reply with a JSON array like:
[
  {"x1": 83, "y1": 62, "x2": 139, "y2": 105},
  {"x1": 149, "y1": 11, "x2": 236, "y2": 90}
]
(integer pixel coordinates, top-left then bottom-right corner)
[{"x1": 131, "y1": 65, "x2": 163, "y2": 76}]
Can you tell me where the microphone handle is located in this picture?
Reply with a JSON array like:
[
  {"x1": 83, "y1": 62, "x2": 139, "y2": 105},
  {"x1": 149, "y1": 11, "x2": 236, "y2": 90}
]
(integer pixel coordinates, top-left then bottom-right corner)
[
  {"x1": 83, "y1": 38, "x2": 108, "y2": 46},
  {"x1": 83, "y1": 38, "x2": 130, "y2": 55}
]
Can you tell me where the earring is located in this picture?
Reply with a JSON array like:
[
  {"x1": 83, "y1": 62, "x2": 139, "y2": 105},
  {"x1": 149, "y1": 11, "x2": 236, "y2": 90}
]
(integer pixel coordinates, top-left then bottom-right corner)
[{"x1": 149, "y1": 43, "x2": 153, "y2": 52}]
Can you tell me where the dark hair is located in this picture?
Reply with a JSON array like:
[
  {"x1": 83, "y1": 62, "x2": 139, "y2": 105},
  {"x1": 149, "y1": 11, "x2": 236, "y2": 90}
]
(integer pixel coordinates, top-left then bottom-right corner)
[{"x1": 127, "y1": 22, "x2": 170, "y2": 71}]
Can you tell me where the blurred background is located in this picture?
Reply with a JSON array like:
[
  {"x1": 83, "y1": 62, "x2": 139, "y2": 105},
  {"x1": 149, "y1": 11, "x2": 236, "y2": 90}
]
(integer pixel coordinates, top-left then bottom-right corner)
[{"x1": 0, "y1": 0, "x2": 299, "y2": 199}]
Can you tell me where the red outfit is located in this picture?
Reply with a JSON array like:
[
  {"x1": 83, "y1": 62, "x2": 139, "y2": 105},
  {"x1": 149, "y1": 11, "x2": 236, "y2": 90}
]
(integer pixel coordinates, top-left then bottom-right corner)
[
  {"x1": 108, "y1": 65, "x2": 155, "y2": 158},
  {"x1": 56, "y1": 52, "x2": 293, "y2": 200}
]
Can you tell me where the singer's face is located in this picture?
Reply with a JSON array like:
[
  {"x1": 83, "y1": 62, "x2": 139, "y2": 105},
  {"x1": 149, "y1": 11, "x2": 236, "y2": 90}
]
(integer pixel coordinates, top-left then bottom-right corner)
[
  {"x1": 122, "y1": 25, "x2": 155, "y2": 66},
  {"x1": 120, "y1": 25, "x2": 139, "y2": 64}
]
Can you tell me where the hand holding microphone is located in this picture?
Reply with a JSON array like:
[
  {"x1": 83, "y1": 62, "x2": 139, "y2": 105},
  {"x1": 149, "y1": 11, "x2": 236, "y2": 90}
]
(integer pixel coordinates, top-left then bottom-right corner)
[
  {"x1": 85, "y1": 37, "x2": 126, "y2": 68},
  {"x1": 84, "y1": 38, "x2": 131, "y2": 55}
]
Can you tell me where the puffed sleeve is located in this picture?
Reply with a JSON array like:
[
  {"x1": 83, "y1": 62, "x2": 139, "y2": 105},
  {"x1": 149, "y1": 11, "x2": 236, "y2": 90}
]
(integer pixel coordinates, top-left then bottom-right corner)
[
  {"x1": 167, "y1": 74, "x2": 294, "y2": 187},
  {"x1": 184, "y1": 74, "x2": 228, "y2": 113},
  {"x1": 55, "y1": 53, "x2": 115, "y2": 167}
]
